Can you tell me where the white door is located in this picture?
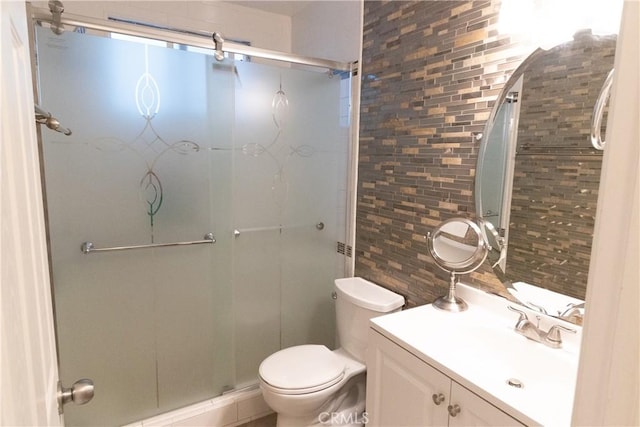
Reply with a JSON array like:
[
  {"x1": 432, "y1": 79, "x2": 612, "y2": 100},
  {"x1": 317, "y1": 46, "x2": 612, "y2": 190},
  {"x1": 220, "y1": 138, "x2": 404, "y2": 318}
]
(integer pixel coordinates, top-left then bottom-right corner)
[{"x1": 0, "y1": 1, "x2": 62, "y2": 425}]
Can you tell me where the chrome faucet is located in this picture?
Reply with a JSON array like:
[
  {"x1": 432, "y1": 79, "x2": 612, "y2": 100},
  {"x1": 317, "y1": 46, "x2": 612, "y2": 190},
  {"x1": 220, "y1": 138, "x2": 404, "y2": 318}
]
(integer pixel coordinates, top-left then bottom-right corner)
[
  {"x1": 508, "y1": 306, "x2": 576, "y2": 349},
  {"x1": 558, "y1": 302, "x2": 585, "y2": 324}
]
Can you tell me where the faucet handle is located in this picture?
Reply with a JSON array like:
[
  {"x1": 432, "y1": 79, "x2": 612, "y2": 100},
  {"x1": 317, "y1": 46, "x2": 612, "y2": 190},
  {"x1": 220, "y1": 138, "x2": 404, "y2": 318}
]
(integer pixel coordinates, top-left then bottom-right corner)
[
  {"x1": 525, "y1": 301, "x2": 548, "y2": 315},
  {"x1": 507, "y1": 305, "x2": 529, "y2": 323},
  {"x1": 545, "y1": 324, "x2": 577, "y2": 348},
  {"x1": 558, "y1": 302, "x2": 585, "y2": 318}
]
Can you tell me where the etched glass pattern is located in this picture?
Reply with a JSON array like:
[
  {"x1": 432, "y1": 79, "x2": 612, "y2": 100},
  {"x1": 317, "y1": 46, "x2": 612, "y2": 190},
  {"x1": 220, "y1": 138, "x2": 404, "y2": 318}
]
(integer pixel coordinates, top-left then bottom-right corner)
[{"x1": 36, "y1": 25, "x2": 349, "y2": 425}]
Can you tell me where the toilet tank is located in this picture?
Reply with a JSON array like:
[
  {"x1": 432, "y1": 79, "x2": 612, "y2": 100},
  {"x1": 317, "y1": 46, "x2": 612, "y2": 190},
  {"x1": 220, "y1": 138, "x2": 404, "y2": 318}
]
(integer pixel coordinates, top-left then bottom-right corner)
[{"x1": 334, "y1": 277, "x2": 405, "y2": 362}]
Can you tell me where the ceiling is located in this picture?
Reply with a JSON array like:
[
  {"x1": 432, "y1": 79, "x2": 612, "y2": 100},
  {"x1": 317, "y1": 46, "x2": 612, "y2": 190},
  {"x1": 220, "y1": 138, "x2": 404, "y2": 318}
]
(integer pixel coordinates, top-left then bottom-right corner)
[{"x1": 232, "y1": 1, "x2": 312, "y2": 17}]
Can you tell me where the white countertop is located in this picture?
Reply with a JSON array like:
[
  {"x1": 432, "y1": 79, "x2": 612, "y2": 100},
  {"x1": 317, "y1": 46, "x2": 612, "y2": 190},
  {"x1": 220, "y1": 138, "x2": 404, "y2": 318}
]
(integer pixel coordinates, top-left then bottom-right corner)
[{"x1": 369, "y1": 284, "x2": 582, "y2": 426}]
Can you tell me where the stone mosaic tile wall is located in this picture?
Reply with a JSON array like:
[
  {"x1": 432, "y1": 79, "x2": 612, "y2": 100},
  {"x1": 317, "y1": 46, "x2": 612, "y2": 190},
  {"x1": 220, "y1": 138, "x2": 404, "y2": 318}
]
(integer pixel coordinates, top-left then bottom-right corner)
[
  {"x1": 507, "y1": 154, "x2": 602, "y2": 299},
  {"x1": 355, "y1": 0, "x2": 532, "y2": 306},
  {"x1": 515, "y1": 33, "x2": 616, "y2": 151},
  {"x1": 506, "y1": 33, "x2": 616, "y2": 299}
]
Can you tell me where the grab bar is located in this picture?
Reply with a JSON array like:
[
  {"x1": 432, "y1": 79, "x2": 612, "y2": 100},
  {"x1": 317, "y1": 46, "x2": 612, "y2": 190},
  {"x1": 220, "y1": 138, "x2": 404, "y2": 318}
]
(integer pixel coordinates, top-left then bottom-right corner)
[
  {"x1": 81, "y1": 233, "x2": 215, "y2": 254},
  {"x1": 35, "y1": 105, "x2": 72, "y2": 136},
  {"x1": 233, "y1": 222, "x2": 324, "y2": 237}
]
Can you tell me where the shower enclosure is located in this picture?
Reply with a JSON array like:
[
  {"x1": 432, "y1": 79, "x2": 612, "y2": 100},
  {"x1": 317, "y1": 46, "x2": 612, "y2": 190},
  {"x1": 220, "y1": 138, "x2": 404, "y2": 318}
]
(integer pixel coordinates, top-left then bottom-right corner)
[{"x1": 32, "y1": 10, "x2": 354, "y2": 425}]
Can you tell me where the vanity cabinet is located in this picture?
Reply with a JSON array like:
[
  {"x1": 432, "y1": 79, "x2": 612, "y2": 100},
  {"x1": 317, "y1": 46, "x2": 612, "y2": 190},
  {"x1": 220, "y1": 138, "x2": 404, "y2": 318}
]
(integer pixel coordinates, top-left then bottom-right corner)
[{"x1": 366, "y1": 329, "x2": 524, "y2": 427}]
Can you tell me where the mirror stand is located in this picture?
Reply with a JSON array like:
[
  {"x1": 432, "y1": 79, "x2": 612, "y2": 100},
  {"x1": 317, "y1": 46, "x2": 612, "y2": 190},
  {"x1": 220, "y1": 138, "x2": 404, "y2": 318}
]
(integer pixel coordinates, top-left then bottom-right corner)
[
  {"x1": 427, "y1": 218, "x2": 488, "y2": 313},
  {"x1": 433, "y1": 272, "x2": 468, "y2": 312}
]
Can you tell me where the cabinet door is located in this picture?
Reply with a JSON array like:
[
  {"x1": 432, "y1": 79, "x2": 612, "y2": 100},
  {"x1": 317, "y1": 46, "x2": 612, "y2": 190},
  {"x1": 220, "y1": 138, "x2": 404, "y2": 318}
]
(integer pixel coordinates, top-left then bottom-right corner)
[
  {"x1": 448, "y1": 382, "x2": 524, "y2": 427},
  {"x1": 366, "y1": 330, "x2": 450, "y2": 427}
]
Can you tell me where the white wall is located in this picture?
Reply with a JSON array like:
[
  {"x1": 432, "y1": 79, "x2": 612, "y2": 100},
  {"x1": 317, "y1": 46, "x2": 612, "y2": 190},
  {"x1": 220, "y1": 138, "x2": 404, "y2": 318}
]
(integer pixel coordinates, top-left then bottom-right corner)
[
  {"x1": 33, "y1": 1, "x2": 292, "y2": 53},
  {"x1": 572, "y1": 1, "x2": 640, "y2": 425},
  {"x1": 291, "y1": 0, "x2": 362, "y2": 63}
]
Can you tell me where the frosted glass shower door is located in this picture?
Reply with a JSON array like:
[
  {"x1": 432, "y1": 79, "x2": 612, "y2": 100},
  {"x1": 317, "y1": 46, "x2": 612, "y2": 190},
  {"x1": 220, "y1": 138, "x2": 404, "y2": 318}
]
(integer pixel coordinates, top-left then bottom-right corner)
[
  {"x1": 36, "y1": 21, "x2": 353, "y2": 426},
  {"x1": 36, "y1": 27, "x2": 235, "y2": 425},
  {"x1": 231, "y1": 62, "x2": 350, "y2": 385}
]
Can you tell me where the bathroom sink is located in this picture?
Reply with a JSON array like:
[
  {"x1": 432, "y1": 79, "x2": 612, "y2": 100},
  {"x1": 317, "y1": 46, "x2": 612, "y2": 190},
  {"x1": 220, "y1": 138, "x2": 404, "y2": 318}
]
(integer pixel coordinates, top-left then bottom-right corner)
[
  {"x1": 369, "y1": 283, "x2": 581, "y2": 426},
  {"x1": 457, "y1": 322, "x2": 578, "y2": 419},
  {"x1": 457, "y1": 322, "x2": 576, "y2": 377}
]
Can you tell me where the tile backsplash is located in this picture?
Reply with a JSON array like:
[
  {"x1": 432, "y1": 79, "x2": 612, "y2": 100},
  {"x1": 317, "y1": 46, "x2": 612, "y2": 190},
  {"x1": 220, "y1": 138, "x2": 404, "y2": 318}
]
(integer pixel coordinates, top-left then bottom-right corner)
[{"x1": 355, "y1": 0, "x2": 532, "y2": 306}]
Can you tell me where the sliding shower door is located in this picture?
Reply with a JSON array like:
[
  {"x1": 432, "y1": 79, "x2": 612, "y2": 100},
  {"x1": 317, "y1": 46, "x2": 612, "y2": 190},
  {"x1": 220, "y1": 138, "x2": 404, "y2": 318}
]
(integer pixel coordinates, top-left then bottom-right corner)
[
  {"x1": 35, "y1": 23, "x2": 350, "y2": 426},
  {"x1": 230, "y1": 62, "x2": 349, "y2": 386},
  {"x1": 36, "y1": 26, "x2": 236, "y2": 425}
]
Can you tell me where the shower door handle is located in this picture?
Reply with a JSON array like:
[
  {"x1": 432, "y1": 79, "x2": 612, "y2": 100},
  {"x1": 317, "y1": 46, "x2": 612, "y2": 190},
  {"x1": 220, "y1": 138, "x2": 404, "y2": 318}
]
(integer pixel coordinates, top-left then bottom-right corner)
[{"x1": 57, "y1": 378, "x2": 94, "y2": 414}]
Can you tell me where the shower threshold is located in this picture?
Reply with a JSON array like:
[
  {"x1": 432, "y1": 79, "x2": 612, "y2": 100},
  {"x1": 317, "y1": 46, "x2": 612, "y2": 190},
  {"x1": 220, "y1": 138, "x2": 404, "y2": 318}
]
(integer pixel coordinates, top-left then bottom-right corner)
[{"x1": 122, "y1": 382, "x2": 270, "y2": 427}]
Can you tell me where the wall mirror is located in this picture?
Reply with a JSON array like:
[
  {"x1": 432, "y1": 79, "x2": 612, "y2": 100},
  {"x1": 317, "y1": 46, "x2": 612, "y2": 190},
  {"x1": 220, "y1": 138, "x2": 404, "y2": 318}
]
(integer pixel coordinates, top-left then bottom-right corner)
[
  {"x1": 475, "y1": 30, "x2": 616, "y2": 323},
  {"x1": 427, "y1": 218, "x2": 488, "y2": 312}
]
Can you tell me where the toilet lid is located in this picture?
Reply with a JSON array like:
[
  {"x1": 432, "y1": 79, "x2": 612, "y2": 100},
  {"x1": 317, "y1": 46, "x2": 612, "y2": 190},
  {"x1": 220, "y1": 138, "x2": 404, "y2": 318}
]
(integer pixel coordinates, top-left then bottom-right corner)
[{"x1": 259, "y1": 345, "x2": 345, "y2": 394}]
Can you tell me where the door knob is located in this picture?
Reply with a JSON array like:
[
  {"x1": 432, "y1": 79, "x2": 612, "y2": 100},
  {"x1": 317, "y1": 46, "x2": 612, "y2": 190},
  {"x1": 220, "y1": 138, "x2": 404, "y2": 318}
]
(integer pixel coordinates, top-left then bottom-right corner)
[{"x1": 57, "y1": 379, "x2": 94, "y2": 414}]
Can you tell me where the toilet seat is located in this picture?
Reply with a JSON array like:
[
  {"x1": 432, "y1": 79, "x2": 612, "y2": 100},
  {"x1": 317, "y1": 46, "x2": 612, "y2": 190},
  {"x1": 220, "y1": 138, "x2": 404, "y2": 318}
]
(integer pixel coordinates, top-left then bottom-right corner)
[{"x1": 259, "y1": 345, "x2": 345, "y2": 395}]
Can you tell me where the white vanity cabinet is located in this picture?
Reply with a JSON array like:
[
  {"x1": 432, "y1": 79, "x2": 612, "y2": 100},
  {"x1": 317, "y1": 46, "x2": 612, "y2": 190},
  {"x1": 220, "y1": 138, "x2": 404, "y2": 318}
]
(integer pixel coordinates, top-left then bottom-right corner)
[
  {"x1": 447, "y1": 381, "x2": 523, "y2": 427},
  {"x1": 366, "y1": 329, "x2": 524, "y2": 427}
]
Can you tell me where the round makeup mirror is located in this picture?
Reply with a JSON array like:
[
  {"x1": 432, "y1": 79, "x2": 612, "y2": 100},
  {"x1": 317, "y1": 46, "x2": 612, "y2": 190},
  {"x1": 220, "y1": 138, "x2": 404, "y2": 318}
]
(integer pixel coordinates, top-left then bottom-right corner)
[{"x1": 427, "y1": 218, "x2": 488, "y2": 312}]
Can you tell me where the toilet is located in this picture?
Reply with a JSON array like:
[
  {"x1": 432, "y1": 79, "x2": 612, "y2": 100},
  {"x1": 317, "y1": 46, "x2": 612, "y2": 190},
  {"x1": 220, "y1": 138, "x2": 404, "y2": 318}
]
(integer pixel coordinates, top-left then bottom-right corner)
[{"x1": 258, "y1": 277, "x2": 405, "y2": 427}]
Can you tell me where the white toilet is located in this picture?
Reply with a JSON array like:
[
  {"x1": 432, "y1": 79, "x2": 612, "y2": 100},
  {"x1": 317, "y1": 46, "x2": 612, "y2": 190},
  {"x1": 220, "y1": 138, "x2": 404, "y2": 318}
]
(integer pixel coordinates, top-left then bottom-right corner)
[{"x1": 258, "y1": 277, "x2": 405, "y2": 427}]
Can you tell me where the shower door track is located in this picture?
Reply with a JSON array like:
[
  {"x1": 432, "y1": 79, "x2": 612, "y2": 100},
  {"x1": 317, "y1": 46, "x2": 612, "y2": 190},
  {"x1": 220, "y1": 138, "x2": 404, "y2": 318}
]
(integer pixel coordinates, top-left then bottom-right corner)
[{"x1": 29, "y1": 7, "x2": 353, "y2": 72}]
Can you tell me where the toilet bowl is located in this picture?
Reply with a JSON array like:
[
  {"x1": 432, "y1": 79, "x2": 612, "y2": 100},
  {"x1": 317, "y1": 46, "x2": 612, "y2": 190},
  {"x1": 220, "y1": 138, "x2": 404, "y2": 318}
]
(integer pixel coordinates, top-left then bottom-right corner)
[{"x1": 259, "y1": 277, "x2": 404, "y2": 427}]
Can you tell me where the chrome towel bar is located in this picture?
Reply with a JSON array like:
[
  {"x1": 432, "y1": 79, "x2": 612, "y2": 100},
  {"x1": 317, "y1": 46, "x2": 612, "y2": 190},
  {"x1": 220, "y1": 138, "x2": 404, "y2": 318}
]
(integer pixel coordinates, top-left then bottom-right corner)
[
  {"x1": 233, "y1": 222, "x2": 324, "y2": 237},
  {"x1": 81, "y1": 233, "x2": 215, "y2": 254}
]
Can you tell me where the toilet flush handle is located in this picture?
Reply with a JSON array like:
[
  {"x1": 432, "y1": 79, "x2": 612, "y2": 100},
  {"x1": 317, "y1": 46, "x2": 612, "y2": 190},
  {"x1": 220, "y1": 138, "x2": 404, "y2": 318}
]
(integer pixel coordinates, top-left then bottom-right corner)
[{"x1": 331, "y1": 291, "x2": 337, "y2": 300}]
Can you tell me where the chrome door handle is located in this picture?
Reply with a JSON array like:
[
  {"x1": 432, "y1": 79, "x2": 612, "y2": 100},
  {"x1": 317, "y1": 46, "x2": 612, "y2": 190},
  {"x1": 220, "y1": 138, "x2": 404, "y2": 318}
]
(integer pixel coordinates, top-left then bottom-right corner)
[
  {"x1": 447, "y1": 403, "x2": 461, "y2": 417},
  {"x1": 432, "y1": 393, "x2": 445, "y2": 405},
  {"x1": 57, "y1": 379, "x2": 94, "y2": 414}
]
